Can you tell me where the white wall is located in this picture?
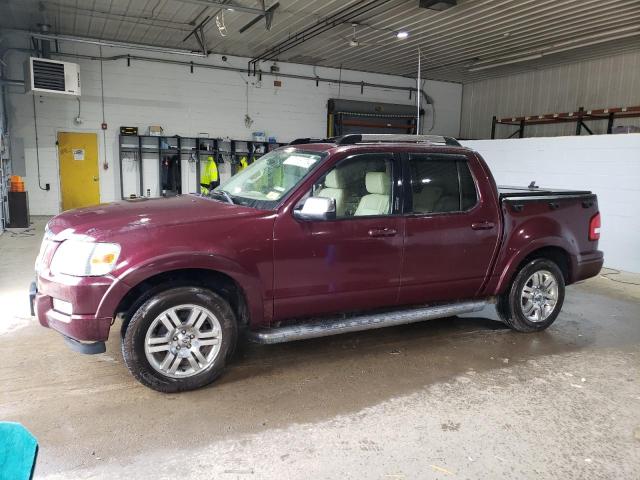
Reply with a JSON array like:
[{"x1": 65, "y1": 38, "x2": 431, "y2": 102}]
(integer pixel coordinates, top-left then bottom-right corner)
[
  {"x1": 4, "y1": 37, "x2": 462, "y2": 215},
  {"x1": 461, "y1": 134, "x2": 640, "y2": 273},
  {"x1": 461, "y1": 50, "x2": 640, "y2": 139}
]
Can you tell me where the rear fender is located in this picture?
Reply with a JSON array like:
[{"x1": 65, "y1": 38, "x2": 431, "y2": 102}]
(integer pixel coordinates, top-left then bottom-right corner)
[{"x1": 486, "y1": 214, "x2": 577, "y2": 295}]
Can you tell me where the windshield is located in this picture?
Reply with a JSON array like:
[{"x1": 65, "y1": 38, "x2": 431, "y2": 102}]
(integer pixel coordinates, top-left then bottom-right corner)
[{"x1": 213, "y1": 147, "x2": 325, "y2": 209}]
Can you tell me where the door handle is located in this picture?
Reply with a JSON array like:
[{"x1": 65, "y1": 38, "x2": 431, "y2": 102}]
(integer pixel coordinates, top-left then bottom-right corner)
[
  {"x1": 471, "y1": 221, "x2": 495, "y2": 230},
  {"x1": 368, "y1": 227, "x2": 397, "y2": 237}
]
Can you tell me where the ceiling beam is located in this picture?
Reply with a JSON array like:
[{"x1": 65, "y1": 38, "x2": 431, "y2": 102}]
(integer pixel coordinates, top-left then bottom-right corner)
[{"x1": 238, "y1": 2, "x2": 280, "y2": 33}]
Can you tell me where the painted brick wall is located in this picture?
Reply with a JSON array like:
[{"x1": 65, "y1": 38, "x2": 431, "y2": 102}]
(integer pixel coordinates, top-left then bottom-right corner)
[
  {"x1": 462, "y1": 134, "x2": 640, "y2": 273},
  {"x1": 5, "y1": 38, "x2": 462, "y2": 215}
]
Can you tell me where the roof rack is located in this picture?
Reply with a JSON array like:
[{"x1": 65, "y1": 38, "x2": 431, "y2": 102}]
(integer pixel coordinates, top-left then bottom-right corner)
[
  {"x1": 288, "y1": 134, "x2": 462, "y2": 147},
  {"x1": 336, "y1": 134, "x2": 462, "y2": 146},
  {"x1": 288, "y1": 137, "x2": 328, "y2": 145}
]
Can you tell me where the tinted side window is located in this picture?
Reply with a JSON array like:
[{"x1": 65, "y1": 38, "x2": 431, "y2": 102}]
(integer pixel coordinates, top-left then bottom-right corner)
[
  {"x1": 408, "y1": 154, "x2": 477, "y2": 213},
  {"x1": 409, "y1": 155, "x2": 459, "y2": 213},
  {"x1": 459, "y1": 161, "x2": 478, "y2": 210},
  {"x1": 299, "y1": 153, "x2": 394, "y2": 218}
]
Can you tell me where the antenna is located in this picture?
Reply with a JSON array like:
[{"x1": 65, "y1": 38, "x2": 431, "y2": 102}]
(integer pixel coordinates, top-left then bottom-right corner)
[{"x1": 416, "y1": 47, "x2": 421, "y2": 136}]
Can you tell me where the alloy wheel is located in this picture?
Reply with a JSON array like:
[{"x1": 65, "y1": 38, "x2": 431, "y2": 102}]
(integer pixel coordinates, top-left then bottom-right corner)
[
  {"x1": 144, "y1": 304, "x2": 222, "y2": 378},
  {"x1": 520, "y1": 270, "x2": 559, "y2": 323}
]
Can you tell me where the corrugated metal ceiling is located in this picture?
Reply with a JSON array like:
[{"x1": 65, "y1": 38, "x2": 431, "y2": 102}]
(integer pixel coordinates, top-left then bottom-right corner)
[{"x1": 2, "y1": 0, "x2": 640, "y2": 83}]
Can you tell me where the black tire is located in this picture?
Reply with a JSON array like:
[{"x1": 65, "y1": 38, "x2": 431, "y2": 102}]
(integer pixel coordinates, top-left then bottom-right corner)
[
  {"x1": 122, "y1": 286, "x2": 237, "y2": 393},
  {"x1": 497, "y1": 258, "x2": 565, "y2": 333}
]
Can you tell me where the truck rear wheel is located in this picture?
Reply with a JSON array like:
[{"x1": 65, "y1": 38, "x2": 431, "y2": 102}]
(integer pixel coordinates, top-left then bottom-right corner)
[
  {"x1": 122, "y1": 286, "x2": 237, "y2": 393},
  {"x1": 497, "y1": 258, "x2": 565, "y2": 332}
]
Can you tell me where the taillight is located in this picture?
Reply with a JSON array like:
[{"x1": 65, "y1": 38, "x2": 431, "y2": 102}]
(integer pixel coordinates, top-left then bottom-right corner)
[{"x1": 589, "y1": 212, "x2": 601, "y2": 241}]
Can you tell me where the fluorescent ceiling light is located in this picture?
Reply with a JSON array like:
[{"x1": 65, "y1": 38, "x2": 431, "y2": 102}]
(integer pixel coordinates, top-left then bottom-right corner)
[{"x1": 396, "y1": 31, "x2": 409, "y2": 39}]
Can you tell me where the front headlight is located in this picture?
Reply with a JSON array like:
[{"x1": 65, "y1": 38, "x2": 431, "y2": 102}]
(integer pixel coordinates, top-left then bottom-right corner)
[{"x1": 50, "y1": 241, "x2": 121, "y2": 277}]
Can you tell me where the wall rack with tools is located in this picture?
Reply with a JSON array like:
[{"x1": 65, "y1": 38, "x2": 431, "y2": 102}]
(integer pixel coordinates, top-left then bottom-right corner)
[
  {"x1": 491, "y1": 105, "x2": 640, "y2": 139},
  {"x1": 118, "y1": 135, "x2": 286, "y2": 200}
]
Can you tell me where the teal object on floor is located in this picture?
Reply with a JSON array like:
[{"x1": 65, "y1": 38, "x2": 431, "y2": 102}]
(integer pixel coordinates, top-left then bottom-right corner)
[{"x1": 0, "y1": 422, "x2": 38, "y2": 480}]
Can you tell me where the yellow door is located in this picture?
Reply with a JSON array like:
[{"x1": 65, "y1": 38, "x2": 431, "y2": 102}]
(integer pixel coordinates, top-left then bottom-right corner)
[{"x1": 57, "y1": 132, "x2": 100, "y2": 211}]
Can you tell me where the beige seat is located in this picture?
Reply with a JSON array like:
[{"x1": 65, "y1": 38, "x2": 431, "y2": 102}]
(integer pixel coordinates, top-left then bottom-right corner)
[
  {"x1": 355, "y1": 172, "x2": 391, "y2": 216},
  {"x1": 316, "y1": 169, "x2": 346, "y2": 216}
]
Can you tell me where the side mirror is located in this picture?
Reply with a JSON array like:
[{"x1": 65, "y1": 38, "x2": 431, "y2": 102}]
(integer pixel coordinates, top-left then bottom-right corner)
[{"x1": 293, "y1": 196, "x2": 336, "y2": 221}]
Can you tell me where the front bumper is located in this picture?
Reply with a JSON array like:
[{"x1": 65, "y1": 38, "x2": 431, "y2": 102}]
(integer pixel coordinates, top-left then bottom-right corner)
[
  {"x1": 29, "y1": 282, "x2": 107, "y2": 355},
  {"x1": 35, "y1": 292, "x2": 113, "y2": 342},
  {"x1": 34, "y1": 270, "x2": 118, "y2": 344}
]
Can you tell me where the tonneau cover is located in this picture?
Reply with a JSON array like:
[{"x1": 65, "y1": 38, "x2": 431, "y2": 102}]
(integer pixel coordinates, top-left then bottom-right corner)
[{"x1": 498, "y1": 185, "x2": 593, "y2": 200}]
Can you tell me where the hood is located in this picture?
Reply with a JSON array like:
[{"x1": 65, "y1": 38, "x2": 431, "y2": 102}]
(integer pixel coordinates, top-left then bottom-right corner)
[{"x1": 48, "y1": 195, "x2": 263, "y2": 241}]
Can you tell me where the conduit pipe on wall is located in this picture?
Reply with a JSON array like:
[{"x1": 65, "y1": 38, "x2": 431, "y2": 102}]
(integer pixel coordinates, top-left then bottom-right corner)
[
  {"x1": 6, "y1": 37, "x2": 433, "y2": 104},
  {"x1": 0, "y1": 77, "x2": 24, "y2": 86},
  {"x1": 3, "y1": 29, "x2": 434, "y2": 101},
  {"x1": 3, "y1": 44, "x2": 435, "y2": 125},
  {"x1": 46, "y1": 51, "x2": 433, "y2": 103},
  {"x1": 27, "y1": 32, "x2": 208, "y2": 58}
]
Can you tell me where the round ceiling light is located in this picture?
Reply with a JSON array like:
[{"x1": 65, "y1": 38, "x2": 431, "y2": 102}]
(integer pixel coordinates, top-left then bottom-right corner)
[{"x1": 396, "y1": 31, "x2": 409, "y2": 39}]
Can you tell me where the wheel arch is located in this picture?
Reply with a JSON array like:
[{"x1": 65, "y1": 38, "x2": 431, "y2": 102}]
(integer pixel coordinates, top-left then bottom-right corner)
[
  {"x1": 113, "y1": 268, "x2": 251, "y2": 337},
  {"x1": 494, "y1": 243, "x2": 573, "y2": 295},
  {"x1": 96, "y1": 249, "x2": 270, "y2": 332},
  {"x1": 521, "y1": 246, "x2": 571, "y2": 282}
]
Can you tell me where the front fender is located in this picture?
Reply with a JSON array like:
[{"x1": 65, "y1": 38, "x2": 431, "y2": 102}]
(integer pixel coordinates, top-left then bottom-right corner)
[{"x1": 95, "y1": 252, "x2": 267, "y2": 327}]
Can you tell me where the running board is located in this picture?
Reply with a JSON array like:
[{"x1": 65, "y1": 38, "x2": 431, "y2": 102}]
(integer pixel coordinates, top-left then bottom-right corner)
[{"x1": 247, "y1": 300, "x2": 489, "y2": 344}]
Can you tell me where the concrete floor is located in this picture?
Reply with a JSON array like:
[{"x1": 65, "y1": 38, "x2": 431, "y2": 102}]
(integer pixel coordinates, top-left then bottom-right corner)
[{"x1": 1, "y1": 217, "x2": 639, "y2": 479}]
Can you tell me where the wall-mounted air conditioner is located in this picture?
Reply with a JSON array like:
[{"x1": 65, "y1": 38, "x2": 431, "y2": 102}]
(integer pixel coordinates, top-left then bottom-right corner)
[{"x1": 24, "y1": 57, "x2": 81, "y2": 96}]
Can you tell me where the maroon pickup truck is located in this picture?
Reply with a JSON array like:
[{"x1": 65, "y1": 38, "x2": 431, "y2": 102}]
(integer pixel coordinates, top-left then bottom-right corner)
[{"x1": 32, "y1": 134, "x2": 603, "y2": 392}]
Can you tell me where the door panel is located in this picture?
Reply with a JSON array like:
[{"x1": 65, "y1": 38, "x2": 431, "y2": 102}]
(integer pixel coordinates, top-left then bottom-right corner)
[
  {"x1": 272, "y1": 151, "x2": 403, "y2": 321},
  {"x1": 58, "y1": 132, "x2": 100, "y2": 211},
  {"x1": 273, "y1": 216, "x2": 403, "y2": 320},
  {"x1": 400, "y1": 214, "x2": 499, "y2": 304},
  {"x1": 399, "y1": 153, "x2": 500, "y2": 305}
]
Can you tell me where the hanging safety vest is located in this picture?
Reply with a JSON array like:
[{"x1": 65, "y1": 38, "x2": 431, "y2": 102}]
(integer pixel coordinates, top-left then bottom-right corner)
[
  {"x1": 200, "y1": 156, "x2": 219, "y2": 194},
  {"x1": 238, "y1": 155, "x2": 249, "y2": 171}
]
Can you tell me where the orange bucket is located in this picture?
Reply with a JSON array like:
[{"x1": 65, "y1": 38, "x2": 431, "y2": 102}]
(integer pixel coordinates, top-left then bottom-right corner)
[
  {"x1": 10, "y1": 175, "x2": 25, "y2": 192},
  {"x1": 11, "y1": 181, "x2": 25, "y2": 192}
]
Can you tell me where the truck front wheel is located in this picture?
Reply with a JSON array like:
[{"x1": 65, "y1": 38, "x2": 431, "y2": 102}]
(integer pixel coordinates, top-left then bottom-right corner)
[
  {"x1": 497, "y1": 258, "x2": 565, "y2": 332},
  {"x1": 122, "y1": 286, "x2": 237, "y2": 392}
]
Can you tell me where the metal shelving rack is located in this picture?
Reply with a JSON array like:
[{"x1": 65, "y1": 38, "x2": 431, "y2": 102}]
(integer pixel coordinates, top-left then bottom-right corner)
[
  {"x1": 118, "y1": 134, "x2": 286, "y2": 199},
  {"x1": 491, "y1": 105, "x2": 640, "y2": 139},
  {"x1": 0, "y1": 156, "x2": 9, "y2": 231},
  {"x1": 330, "y1": 112, "x2": 418, "y2": 137}
]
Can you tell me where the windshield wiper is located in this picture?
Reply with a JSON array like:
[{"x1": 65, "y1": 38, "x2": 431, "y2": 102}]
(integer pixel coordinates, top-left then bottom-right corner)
[{"x1": 211, "y1": 189, "x2": 234, "y2": 204}]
